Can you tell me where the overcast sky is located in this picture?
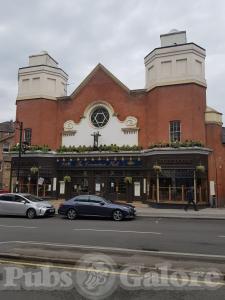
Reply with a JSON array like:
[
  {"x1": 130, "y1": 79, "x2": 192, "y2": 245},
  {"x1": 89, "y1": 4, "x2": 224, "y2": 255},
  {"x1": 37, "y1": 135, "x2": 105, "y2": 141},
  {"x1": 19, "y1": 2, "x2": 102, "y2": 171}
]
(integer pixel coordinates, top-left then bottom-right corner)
[{"x1": 0, "y1": 0, "x2": 225, "y2": 123}]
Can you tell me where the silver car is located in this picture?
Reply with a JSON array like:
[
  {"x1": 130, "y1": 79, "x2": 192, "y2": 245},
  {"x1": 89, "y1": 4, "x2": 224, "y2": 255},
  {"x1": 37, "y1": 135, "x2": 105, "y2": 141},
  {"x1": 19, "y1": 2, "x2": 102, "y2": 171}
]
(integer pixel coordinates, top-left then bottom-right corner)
[{"x1": 0, "y1": 193, "x2": 55, "y2": 219}]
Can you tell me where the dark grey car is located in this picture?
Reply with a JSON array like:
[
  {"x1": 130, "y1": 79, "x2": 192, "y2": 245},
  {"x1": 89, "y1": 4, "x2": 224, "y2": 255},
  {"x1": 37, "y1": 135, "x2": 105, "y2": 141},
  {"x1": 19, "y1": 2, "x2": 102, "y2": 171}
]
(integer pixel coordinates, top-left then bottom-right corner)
[{"x1": 58, "y1": 195, "x2": 136, "y2": 221}]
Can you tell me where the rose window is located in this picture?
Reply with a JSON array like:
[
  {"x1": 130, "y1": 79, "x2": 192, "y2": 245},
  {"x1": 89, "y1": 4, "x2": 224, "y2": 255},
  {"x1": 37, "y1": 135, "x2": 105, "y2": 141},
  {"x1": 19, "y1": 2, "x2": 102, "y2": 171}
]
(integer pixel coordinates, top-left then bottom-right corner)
[{"x1": 90, "y1": 106, "x2": 110, "y2": 128}]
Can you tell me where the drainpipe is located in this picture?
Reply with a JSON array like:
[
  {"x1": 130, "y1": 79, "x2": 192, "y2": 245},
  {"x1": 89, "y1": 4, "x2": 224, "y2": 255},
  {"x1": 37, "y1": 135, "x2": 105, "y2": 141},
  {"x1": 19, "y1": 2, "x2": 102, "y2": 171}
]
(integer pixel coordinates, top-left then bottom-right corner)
[{"x1": 156, "y1": 172, "x2": 159, "y2": 203}]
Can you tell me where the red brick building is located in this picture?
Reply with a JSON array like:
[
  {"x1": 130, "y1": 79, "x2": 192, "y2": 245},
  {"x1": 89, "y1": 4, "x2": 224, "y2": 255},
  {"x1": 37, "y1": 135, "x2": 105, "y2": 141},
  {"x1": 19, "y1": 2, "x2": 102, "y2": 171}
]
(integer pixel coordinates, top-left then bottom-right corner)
[
  {"x1": 0, "y1": 121, "x2": 15, "y2": 191},
  {"x1": 12, "y1": 30, "x2": 225, "y2": 206}
]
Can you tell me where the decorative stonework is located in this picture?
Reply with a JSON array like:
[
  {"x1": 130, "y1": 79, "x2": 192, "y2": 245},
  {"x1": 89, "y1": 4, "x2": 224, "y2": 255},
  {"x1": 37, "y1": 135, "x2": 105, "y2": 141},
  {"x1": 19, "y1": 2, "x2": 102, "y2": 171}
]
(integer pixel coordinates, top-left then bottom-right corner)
[
  {"x1": 62, "y1": 131, "x2": 76, "y2": 136},
  {"x1": 122, "y1": 116, "x2": 139, "y2": 134},
  {"x1": 63, "y1": 120, "x2": 77, "y2": 136},
  {"x1": 124, "y1": 116, "x2": 138, "y2": 128},
  {"x1": 64, "y1": 120, "x2": 76, "y2": 131},
  {"x1": 62, "y1": 106, "x2": 139, "y2": 147},
  {"x1": 90, "y1": 106, "x2": 110, "y2": 128},
  {"x1": 122, "y1": 128, "x2": 139, "y2": 134}
]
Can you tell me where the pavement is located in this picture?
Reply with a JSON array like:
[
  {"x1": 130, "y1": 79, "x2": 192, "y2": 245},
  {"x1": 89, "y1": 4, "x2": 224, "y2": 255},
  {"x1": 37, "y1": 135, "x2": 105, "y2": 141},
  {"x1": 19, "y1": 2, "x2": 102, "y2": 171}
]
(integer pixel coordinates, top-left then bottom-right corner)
[
  {"x1": 48, "y1": 199, "x2": 225, "y2": 220},
  {"x1": 136, "y1": 207, "x2": 225, "y2": 219}
]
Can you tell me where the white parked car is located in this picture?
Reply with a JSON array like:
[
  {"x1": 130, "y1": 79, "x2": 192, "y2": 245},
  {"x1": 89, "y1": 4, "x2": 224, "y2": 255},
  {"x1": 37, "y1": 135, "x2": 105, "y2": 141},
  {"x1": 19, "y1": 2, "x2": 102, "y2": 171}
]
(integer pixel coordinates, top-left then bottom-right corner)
[{"x1": 0, "y1": 193, "x2": 55, "y2": 219}]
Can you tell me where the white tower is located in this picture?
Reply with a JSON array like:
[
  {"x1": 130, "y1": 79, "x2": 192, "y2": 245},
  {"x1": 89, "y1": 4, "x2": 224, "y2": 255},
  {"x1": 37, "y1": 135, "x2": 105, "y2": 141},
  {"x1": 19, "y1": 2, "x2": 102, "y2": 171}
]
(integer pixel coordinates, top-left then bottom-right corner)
[
  {"x1": 144, "y1": 30, "x2": 206, "y2": 90},
  {"x1": 17, "y1": 51, "x2": 68, "y2": 101}
]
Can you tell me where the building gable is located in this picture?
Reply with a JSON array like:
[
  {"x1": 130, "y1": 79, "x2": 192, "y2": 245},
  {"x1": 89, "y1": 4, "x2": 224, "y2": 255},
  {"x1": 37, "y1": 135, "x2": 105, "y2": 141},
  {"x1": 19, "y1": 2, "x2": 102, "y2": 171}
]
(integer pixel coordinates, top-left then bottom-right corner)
[{"x1": 69, "y1": 63, "x2": 130, "y2": 99}]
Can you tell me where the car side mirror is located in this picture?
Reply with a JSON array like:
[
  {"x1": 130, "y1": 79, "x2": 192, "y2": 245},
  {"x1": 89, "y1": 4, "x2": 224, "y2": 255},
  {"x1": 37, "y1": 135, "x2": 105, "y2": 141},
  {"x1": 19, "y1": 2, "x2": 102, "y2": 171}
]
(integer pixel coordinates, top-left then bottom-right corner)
[
  {"x1": 100, "y1": 202, "x2": 105, "y2": 206},
  {"x1": 21, "y1": 200, "x2": 26, "y2": 204}
]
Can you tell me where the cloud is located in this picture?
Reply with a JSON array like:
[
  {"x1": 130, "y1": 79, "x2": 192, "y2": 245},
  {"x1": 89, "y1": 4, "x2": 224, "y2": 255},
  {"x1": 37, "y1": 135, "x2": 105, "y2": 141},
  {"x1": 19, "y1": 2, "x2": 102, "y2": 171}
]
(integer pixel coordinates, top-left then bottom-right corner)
[{"x1": 0, "y1": 0, "x2": 225, "y2": 123}]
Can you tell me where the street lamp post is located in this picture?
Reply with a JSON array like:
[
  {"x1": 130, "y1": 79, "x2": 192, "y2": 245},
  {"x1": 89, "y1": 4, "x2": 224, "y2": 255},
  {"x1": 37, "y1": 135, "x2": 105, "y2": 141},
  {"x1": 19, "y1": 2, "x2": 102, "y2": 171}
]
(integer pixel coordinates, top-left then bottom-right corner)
[
  {"x1": 27, "y1": 176, "x2": 31, "y2": 194},
  {"x1": 193, "y1": 170, "x2": 197, "y2": 204},
  {"x1": 153, "y1": 163, "x2": 162, "y2": 203},
  {"x1": 16, "y1": 121, "x2": 23, "y2": 192}
]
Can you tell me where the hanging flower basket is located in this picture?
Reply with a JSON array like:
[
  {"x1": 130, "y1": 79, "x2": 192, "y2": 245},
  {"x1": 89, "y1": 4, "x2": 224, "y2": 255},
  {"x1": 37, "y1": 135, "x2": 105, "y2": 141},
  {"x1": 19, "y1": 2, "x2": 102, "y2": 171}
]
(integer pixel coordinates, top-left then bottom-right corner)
[
  {"x1": 124, "y1": 176, "x2": 132, "y2": 184},
  {"x1": 196, "y1": 165, "x2": 205, "y2": 173},
  {"x1": 153, "y1": 164, "x2": 162, "y2": 173},
  {"x1": 64, "y1": 175, "x2": 71, "y2": 183},
  {"x1": 30, "y1": 166, "x2": 39, "y2": 174}
]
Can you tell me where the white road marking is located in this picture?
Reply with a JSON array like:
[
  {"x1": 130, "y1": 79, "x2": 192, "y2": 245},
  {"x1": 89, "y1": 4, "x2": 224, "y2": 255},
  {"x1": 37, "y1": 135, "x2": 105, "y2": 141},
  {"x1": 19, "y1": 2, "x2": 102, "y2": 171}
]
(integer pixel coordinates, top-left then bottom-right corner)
[
  {"x1": 0, "y1": 241, "x2": 16, "y2": 244},
  {"x1": 218, "y1": 235, "x2": 225, "y2": 238},
  {"x1": 4, "y1": 240, "x2": 225, "y2": 260},
  {"x1": 0, "y1": 225, "x2": 38, "y2": 229},
  {"x1": 72, "y1": 228, "x2": 162, "y2": 235}
]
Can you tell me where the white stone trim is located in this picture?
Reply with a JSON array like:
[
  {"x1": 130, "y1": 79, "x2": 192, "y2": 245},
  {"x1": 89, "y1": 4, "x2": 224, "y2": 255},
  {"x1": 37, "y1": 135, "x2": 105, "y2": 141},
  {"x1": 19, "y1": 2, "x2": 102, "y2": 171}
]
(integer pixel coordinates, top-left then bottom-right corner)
[
  {"x1": 17, "y1": 56, "x2": 68, "y2": 101},
  {"x1": 145, "y1": 43, "x2": 206, "y2": 90},
  {"x1": 122, "y1": 128, "x2": 139, "y2": 134},
  {"x1": 62, "y1": 102, "x2": 139, "y2": 147},
  {"x1": 83, "y1": 101, "x2": 115, "y2": 118},
  {"x1": 62, "y1": 131, "x2": 76, "y2": 137}
]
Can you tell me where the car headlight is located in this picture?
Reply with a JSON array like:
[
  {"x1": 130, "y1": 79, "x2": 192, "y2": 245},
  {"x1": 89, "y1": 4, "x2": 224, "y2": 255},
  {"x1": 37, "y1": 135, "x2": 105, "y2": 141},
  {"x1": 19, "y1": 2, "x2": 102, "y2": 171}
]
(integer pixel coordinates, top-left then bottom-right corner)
[
  {"x1": 122, "y1": 206, "x2": 130, "y2": 210},
  {"x1": 37, "y1": 204, "x2": 47, "y2": 209}
]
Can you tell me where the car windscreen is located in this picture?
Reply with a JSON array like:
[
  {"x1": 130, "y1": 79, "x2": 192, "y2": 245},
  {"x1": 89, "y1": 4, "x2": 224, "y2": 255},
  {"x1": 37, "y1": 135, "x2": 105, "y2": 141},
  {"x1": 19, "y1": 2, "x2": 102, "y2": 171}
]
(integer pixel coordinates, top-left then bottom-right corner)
[
  {"x1": 24, "y1": 194, "x2": 44, "y2": 202},
  {"x1": 90, "y1": 196, "x2": 112, "y2": 204},
  {"x1": 102, "y1": 198, "x2": 112, "y2": 203}
]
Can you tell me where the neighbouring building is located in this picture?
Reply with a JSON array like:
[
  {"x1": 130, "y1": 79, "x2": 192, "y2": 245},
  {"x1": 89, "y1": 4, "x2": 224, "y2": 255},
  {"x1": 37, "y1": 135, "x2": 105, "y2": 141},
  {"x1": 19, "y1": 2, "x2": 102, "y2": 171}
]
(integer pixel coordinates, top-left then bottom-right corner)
[
  {"x1": 11, "y1": 30, "x2": 225, "y2": 207},
  {"x1": 0, "y1": 121, "x2": 15, "y2": 191}
]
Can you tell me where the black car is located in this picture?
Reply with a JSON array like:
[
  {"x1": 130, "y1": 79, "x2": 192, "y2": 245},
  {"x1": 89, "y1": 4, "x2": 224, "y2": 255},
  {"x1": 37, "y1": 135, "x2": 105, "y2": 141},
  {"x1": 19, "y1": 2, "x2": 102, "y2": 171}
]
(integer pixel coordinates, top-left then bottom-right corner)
[{"x1": 58, "y1": 195, "x2": 136, "y2": 221}]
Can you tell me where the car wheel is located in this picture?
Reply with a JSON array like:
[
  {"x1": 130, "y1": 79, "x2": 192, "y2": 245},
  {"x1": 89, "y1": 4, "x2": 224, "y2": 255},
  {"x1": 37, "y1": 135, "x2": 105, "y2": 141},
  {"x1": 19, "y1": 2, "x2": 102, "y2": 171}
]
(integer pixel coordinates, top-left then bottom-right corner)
[
  {"x1": 67, "y1": 208, "x2": 77, "y2": 220},
  {"x1": 112, "y1": 209, "x2": 124, "y2": 221},
  {"x1": 27, "y1": 208, "x2": 36, "y2": 219}
]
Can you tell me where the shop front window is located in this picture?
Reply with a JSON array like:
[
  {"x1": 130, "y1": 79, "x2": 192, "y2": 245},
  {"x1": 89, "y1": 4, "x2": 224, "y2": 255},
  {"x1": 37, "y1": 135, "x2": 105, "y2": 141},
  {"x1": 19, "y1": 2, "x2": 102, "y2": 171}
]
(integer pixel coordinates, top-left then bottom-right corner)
[{"x1": 74, "y1": 178, "x2": 89, "y2": 194}]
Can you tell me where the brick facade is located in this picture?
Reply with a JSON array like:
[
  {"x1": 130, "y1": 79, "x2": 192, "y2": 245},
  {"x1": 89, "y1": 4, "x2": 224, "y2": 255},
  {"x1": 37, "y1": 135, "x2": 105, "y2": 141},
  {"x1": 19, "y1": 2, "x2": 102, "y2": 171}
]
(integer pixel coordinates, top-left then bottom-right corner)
[
  {"x1": 206, "y1": 124, "x2": 225, "y2": 207},
  {"x1": 16, "y1": 67, "x2": 207, "y2": 150},
  {"x1": 14, "y1": 65, "x2": 225, "y2": 206},
  {"x1": 13, "y1": 30, "x2": 225, "y2": 206}
]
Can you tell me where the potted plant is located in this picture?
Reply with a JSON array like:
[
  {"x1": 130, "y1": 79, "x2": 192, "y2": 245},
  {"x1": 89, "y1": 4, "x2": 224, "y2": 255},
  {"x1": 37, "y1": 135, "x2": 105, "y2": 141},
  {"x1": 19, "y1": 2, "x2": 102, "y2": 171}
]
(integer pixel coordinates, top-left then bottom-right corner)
[
  {"x1": 153, "y1": 164, "x2": 162, "y2": 173},
  {"x1": 124, "y1": 176, "x2": 132, "y2": 184},
  {"x1": 30, "y1": 166, "x2": 39, "y2": 174},
  {"x1": 63, "y1": 175, "x2": 71, "y2": 183},
  {"x1": 196, "y1": 165, "x2": 205, "y2": 173}
]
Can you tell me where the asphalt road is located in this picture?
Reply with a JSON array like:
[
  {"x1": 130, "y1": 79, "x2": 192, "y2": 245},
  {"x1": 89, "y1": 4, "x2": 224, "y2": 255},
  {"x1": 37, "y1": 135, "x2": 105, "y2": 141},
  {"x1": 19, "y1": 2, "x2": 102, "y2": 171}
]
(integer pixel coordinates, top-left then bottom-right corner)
[
  {"x1": 0, "y1": 260, "x2": 225, "y2": 300},
  {"x1": 0, "y1": 216, "x2": 225, "y2": 299},
  {"x1": 1, "y1": 288, "x2": 225, "y2": 300},
  {"x1": 0, "y1": 215, "x2": 225, "y2": 256}
]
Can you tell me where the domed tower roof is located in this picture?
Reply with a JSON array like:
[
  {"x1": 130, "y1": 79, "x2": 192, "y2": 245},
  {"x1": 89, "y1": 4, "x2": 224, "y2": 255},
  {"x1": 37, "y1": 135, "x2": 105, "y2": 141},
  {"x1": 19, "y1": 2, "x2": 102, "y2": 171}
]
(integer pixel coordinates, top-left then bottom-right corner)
[
  {"x1": 205, "y1": 106, "x2": 223, "y2": 126},
  {"x1": 17, "y1": 52, "x2": 68, "y2": 101},
  {"x1": 144, "y1": 30, "x2": 206, "y2": 90}
]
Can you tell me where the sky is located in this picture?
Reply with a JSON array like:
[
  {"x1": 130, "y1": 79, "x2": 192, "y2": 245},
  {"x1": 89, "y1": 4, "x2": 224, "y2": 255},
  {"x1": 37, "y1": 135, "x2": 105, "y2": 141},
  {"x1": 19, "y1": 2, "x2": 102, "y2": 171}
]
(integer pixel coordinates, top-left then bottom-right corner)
[{"x1": 0, "y1": 0, "x2": 225, "y2": 122}]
